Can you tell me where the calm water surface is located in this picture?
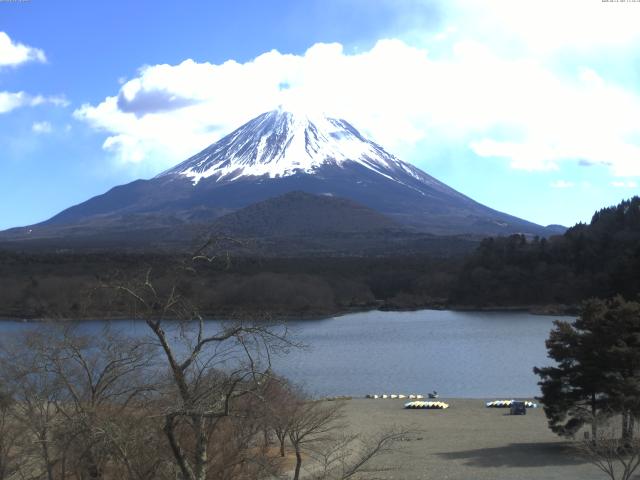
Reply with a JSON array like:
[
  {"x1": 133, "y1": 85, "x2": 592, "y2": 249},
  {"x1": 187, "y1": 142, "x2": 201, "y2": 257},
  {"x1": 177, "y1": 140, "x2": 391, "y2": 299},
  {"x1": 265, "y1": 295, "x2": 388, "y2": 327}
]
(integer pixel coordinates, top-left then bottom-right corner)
[{"x1": 0, "y1": 310, "x2": 567, "y2": 398}]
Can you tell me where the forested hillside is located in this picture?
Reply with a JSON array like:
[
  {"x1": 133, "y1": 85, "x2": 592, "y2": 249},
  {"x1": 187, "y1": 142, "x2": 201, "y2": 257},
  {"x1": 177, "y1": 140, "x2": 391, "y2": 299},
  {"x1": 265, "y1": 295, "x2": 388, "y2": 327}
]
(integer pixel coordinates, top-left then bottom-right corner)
[
  {"x1": 0, "y1": 252, "x2": 460, "y2": 320},
  {"x1": 2, "y1": 197, "x2": 638, "y2": 320},
  {"x1": 452, "y1": 197, "x2": 640, "y2": 307}
]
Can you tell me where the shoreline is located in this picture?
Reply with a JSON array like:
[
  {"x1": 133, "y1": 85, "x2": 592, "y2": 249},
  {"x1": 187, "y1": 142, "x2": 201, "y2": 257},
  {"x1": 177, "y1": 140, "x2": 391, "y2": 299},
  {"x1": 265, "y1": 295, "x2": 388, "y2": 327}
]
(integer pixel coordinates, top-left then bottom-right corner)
[{"x1": 0, "y1": 303, "x2": 578, "y2": 323}]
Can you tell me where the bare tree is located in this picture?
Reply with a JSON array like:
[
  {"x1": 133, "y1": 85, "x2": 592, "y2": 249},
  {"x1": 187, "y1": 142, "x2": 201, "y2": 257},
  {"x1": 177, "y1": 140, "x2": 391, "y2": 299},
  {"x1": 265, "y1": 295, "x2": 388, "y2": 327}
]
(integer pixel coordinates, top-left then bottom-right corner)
[
  {"x1": 285, "y1": 396, "x2": 414, "y2": 480},
  {"x1": 71, "y1": 330, "x2": 154, "y2": 478},
  {"x1": 579, "y1": 415, "x2": 640, "y2": 480},
  {"x1": 0, "y1": 238, "x2": 411, "y2": 480},
  {"x1": 31, "y1": 325, "x2": 157, "y2": 480},
  {"x1": 0, "y1": 325, "x2": 181, "y2": 480},
  {"x1": 260, "y1": 374, "x2": 299, "y2": 457},
  {"x1": 112, "y1": 264, "x2": 294, "y2": 480},
  {"x1": 307, "y1": 428, "x2": 411, "y2": 480},
  {"x1": 102, "y1": 407, "x2": 173, "y2": 480},
  {"x1": 0, "y1": 389, "x2": 26, "y2": 480},
  {"x1": 288, "y1": 399, "x2": 345, "y2": 480},
  {"x1": 0, "y1": 329, "x2": 63, "y2": 480}
]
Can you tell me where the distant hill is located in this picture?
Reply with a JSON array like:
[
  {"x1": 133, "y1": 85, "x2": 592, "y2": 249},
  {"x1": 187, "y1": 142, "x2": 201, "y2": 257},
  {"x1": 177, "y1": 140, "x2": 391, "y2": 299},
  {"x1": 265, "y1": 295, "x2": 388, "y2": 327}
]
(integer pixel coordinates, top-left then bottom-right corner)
[
  {"x1": 211, "y1": 191, "x2": 400, "y2": 237},
  {"x1": 205, "y1": 191, "x2": 480, "y2": 257}
]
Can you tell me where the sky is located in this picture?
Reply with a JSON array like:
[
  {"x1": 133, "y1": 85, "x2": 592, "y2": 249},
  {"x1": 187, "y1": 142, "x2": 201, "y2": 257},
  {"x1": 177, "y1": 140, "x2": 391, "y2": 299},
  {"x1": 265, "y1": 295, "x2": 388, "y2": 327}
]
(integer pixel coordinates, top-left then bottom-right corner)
[{"x1": 1, "y1": 0, "x2": 640, "y2": 230}]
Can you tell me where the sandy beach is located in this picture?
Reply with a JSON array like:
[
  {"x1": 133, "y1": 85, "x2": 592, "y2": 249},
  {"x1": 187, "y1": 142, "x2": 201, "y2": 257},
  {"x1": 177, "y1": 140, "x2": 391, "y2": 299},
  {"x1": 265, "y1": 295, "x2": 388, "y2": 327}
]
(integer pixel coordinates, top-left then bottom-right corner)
[{"x1": 334, "y1": 398, "x2": 607, "y2": 480}]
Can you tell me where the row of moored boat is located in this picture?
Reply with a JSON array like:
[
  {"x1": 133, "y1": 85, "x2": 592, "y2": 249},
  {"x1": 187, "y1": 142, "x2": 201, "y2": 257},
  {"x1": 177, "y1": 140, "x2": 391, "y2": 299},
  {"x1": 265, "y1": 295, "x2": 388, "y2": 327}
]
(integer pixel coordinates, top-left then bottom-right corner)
[
  {"x1": 485, "y1": 400, "x2": 538, "y2": 408},
  {"x1": 404, "y1": 401, "x2": 449, "y2": 409},
  {"x1": 366, "y1": 394, "x2": 425, "y2": 399}
]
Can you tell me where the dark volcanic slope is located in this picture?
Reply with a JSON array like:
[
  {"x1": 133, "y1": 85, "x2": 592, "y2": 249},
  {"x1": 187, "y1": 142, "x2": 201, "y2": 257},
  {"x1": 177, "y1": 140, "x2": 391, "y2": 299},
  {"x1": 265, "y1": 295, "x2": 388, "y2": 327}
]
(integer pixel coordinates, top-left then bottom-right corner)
[
  {"x1": 205, "y1": 191, "x2": 478, "y2": 257},
  {"x1": 211, "y1": 191, "x2": 400, "y2": 237},
  {"x1": 0, "y1": 109, "x2": 562, "y2": 249}
]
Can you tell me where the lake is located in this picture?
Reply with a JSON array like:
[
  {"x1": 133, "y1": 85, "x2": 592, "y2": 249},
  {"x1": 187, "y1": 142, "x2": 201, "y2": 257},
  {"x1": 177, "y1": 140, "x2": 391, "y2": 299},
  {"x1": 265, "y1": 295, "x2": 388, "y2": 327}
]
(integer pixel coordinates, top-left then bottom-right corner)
[{"x1": 0, "y1": 309, "x2": 565, "y2": 398}]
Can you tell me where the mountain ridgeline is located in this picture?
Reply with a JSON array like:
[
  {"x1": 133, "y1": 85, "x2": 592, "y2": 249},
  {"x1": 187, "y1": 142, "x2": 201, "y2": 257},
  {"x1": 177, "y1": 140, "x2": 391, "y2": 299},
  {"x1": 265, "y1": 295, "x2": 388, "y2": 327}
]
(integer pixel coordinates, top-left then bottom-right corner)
[{"x1": 0, "y1": 108, "x2": 560, "y2": 252}]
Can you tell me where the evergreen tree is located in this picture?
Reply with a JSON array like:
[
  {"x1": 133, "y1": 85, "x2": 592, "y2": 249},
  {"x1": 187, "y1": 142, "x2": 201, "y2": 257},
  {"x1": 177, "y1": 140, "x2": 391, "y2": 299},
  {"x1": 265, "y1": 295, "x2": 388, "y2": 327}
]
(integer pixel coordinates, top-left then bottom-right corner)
[
  {"x1": 534, "y1": 297, "x2": 640, "y2": 441},
  {"x1": 594, "y1": 297, "x2": 640, "y2": 443},
  {"x1": 534, "y1": 313, "x2": 607, "y2": 439}
]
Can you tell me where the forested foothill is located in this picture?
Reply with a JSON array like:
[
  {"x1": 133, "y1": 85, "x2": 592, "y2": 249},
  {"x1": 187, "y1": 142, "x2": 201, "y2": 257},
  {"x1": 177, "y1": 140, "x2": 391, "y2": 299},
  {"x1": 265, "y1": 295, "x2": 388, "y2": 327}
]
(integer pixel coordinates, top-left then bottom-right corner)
[
  {"x1": 451, "y1": 196, "x2": 640, "y2": 309},
  {"x1": 1, "y1": 196, "x2": 640, "y2": 320}
]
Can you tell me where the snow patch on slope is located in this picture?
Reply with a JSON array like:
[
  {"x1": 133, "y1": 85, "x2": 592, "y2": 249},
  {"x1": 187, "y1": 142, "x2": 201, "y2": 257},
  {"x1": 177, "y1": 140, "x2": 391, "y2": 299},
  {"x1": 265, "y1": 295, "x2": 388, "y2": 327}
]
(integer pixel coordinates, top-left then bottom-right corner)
[{"x1": 159, "y1": 108, "x2": 425, "y2": 186}]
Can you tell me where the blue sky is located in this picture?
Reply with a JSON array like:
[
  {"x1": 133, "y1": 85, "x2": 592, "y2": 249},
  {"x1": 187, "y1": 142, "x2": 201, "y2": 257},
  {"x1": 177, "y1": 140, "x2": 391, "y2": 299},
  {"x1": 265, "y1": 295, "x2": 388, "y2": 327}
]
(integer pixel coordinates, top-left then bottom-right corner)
[{"x1": 1, "y1": 0, "x2": 639, "y2": 230}]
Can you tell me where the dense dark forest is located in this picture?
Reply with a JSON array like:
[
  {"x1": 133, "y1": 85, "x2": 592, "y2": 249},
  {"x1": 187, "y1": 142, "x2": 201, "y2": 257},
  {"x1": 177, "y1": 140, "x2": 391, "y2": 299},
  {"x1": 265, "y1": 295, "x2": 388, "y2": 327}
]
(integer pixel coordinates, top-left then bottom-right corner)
[
  {"x1": 452, "y1": 196, "x2": 640, "y2": 307},
  {"x1": 1, "y1": 197, "x2": 639, "y2": 320},
  {"x1": 0, "y1": 251, "x2": 461, "y2": 319}
]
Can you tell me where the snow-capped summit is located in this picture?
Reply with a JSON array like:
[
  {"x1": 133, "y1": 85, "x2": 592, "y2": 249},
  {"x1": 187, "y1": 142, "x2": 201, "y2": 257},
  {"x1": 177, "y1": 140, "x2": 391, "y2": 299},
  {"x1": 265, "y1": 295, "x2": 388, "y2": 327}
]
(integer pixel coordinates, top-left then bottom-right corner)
[
  {"x1": 7, "y1": 108, "x2": 558, "y2": 245},
  {"x1": 158, "y1": 108, "x2": 434, "y2": 188}
]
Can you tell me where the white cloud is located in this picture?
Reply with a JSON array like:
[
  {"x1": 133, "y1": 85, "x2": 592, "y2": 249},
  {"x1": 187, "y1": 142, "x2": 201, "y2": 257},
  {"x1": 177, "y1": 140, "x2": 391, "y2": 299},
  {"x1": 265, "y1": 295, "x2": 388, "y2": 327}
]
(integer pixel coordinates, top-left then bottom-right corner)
[
  {"x1": 0, "y1": 91, "x2": 28, "y2": 113},
  {"x1": 438, "y1": 0, "x2": 640, "y2": 54},
  {"x1": 611, "y1": 180, "x2": 638, "y2": 189},
  {"x1": 0, "y1": 34, "x2": 66, "y2": 116},
  {"x1": 0, "y1": 91, "x2": 68, "y2": 114},
  {"x1": 32, "y1": 121, "x2": 52, "y2": 134},
  {"x1": 0, "y1": 31, "x2": 46, "y2": 68},
  {"x1": 74, "y1": 2, "x2": 640, "y2": 177},
  {"x1": 32, "y1": 95, "x2": 69, "y2": 107},
  {"x1": 472, "y1": 140, "x2": 560, "y2": 172},
  {"x1": 75, "y1": 41, "x2": 443, "y2": 165},
  {"x1": 550, "y1": 180, "x2": 575, "y2": 189}
]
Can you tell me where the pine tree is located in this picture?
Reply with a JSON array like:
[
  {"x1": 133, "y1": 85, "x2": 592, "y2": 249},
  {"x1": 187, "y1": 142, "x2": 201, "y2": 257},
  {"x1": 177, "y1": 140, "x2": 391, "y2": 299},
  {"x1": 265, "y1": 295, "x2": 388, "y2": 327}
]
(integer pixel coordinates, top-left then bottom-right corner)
[{"x1": 534, "y1": 297, "x2": 640, "y2": 441}]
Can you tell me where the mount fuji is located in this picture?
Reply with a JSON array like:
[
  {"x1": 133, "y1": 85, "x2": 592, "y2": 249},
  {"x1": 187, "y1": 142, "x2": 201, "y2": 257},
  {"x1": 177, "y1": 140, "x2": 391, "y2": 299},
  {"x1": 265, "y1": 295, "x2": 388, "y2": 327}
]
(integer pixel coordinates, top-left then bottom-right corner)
[{"x1": 1, "y1": 108, "x2": 561, "y2": 250}]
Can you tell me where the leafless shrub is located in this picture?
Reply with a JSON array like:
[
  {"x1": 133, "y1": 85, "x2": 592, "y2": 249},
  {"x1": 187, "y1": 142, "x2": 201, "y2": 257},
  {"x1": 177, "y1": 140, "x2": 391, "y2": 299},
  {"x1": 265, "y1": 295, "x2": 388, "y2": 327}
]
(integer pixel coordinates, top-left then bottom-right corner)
[
  {"x1": 0, "y1": 389, "x2": 27, "y2": 480},
  {"x1": 307, "y1": 428, "x2": 412, "y2": 480},
  {"x1": 579, "y1": 415, "x2": 640, "y2": 480}
]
